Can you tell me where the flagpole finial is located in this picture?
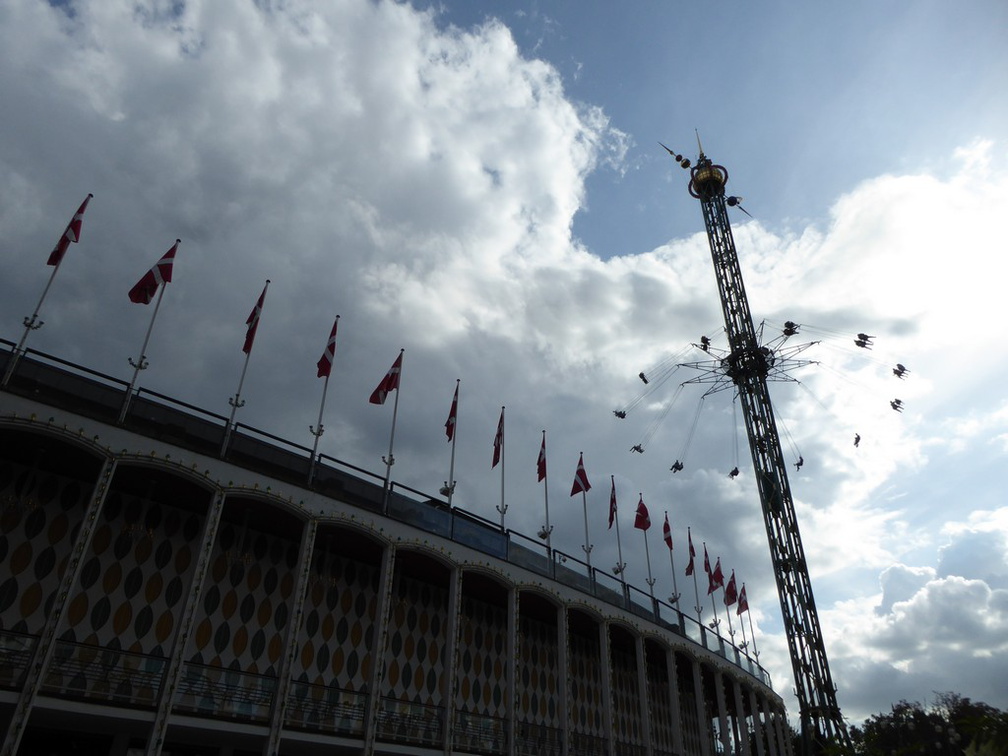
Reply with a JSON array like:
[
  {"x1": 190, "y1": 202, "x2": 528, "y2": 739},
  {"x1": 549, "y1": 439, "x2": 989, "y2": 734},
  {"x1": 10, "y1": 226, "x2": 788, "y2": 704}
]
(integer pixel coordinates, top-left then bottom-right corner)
[{"x1": 266, "y1": 279, "x2": 271, "y2": 283}]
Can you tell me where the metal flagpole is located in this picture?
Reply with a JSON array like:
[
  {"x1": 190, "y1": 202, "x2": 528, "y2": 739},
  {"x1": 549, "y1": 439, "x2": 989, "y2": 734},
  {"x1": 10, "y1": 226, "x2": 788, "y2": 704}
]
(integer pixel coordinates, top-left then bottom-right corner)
[
  {"x1": 309, "y1": 374, "x2": 330, "y2": 483},
  {"x1": 665, "y1": 512, "x2": 681, "y2": 606},
  {"x1": 118, "y1": 283, "x2": 167, "y2": 424},
  {"x1": 496, "y1": 406, "x2": 507, "y2": 528},
  {"x1": 2, "y1": 264, "x2": 62, "y2": 388},
  {"x1": 707, "y1": 551, "x2": 721, "y2": 633},
  {"x1": 690, "y1": 539, "x2": 703, "y2": 625},
  {"x1": 3, "y1": 194, "x2": 93, "y2": 388},
  {"x1": 739, "y1": 604, "x2": 750, "y2": 656},
  {"x1": 725, "y1": 591, "x2": 736, "y2": 640},
  {"x1": 612, "y1": 477, "x2": 626, "y2": 589},
  {"x1": 744, "y1": 586, "x2": 759, "y2": 659},
  {"x1": 581, "y1": 489, "x2": 593, "y2": 576},
  {"x1": 222, "y1": 349, "x2": 252, "y2": 456},
  {"x1": 444, "y1": 379, "x2": 460, "y2": 507},
  {"x1": 381, "y1": 349, "x2": 404, "y2": 513},
  {"x1": 642, "y1": 517, "x2": 655, "y2": 600},
  {"x1": 222, "y1": 279, "x2": 270, "y2": 456},
  {"x1": 540, "y1": 431, "x2": 553, "y2": 555},
  {"x1": 309, "y1": 316, "x2": 339, "y2": 484}
]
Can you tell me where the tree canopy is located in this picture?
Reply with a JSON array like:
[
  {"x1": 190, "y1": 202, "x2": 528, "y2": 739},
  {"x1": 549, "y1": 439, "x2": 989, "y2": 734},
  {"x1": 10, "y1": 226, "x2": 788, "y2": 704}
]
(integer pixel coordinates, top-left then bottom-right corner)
[{"x1": 849, "y1": 693, "x2": 1008, "y2": 756}]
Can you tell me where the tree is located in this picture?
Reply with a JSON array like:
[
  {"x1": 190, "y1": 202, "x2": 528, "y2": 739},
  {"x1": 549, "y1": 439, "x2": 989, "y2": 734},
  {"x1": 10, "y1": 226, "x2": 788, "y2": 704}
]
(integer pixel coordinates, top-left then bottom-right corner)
[{"x1": 850, "y1": 693, "x2": 1008, "y2": 756}]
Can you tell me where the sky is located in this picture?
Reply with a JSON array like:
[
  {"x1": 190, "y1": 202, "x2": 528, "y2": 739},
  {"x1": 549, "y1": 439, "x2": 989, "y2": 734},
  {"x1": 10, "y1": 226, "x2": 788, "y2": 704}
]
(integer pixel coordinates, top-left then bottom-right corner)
[{"x1": 2, "y1": 0, "x2": 1007, "y2": 730}]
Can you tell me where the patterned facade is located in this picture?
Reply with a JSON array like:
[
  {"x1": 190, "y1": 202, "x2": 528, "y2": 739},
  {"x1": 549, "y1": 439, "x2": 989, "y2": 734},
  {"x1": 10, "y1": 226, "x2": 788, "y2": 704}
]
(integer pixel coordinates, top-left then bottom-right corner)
[{"x1": 0, "y1": 352, "x2": 795, "y2": 756}]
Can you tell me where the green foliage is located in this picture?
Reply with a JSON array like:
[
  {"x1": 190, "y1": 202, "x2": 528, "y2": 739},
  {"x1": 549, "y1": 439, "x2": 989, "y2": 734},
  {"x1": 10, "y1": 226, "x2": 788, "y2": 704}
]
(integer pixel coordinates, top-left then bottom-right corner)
[{"x1": 850, "y1": 693, "x2": 1008, "y2": 756}]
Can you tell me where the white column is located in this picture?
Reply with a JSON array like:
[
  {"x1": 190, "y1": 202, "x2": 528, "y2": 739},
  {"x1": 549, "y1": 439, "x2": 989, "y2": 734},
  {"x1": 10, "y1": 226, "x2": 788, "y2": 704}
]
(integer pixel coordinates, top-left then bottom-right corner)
[
  {"x1": 265, "y1": 519, "x2": 317, "y2": 756},
  {"x1": 146, "y1": 489, "x2": 226, "y2": 756},
  {"x1": 1, "y1": 456, "x2": 117, "y2": 756},
  {"x1": 363, "y1": 543, "x2": 396, "y2": 756}
]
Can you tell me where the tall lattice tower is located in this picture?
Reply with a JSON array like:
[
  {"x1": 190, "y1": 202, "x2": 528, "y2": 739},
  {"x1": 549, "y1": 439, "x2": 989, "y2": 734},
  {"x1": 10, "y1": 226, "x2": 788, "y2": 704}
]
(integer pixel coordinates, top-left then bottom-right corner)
[{"x1": 667, "y1": 144, "x2": 852, "y2": 755}]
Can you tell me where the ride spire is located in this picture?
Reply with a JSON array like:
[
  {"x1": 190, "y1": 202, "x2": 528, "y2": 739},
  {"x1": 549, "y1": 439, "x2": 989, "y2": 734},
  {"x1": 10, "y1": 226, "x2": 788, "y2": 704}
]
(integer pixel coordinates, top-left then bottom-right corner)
[{"x1": 667, "y1": 141, "x2": 852, "y2": 755}]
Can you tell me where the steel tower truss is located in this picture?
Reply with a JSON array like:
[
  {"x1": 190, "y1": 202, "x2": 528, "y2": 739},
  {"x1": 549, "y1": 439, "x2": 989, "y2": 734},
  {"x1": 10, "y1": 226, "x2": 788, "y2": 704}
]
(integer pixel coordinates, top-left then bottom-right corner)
[{"x1": 682, "y1": 151, "x2": 851, "y2": 754}]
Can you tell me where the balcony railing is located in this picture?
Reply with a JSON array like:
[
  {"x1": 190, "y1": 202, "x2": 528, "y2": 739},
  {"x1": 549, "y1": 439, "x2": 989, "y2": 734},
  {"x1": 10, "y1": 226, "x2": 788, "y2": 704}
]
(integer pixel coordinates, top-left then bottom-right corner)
[
  {"x1": 375, "y1": 697, "x2": 443, "y2": 747},
  {"x1": 515, "y1": 721, "x2": 563, "y2": 756},
  {"x1": 453, "y1": 710, "x2": 508, "y2": 755},
  {"x1": 284, "y1": 680, "x2": 367, "y2": 735},
  {"x1": 41, "y1": 640, "x2": 165, "y2": 708},
  {"x1": 173, "y1": 661, "x2": 276, "y2": 722},
  {"x1": 0, "y1": 630, "x2": 38, "y2": 690}
]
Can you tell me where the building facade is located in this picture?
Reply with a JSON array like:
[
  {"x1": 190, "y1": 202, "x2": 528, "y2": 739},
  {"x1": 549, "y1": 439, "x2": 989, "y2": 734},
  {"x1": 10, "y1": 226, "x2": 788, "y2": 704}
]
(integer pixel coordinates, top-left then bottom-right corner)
[{"x1": 0, "y1": 346, "x2": 793, "y2": 756}]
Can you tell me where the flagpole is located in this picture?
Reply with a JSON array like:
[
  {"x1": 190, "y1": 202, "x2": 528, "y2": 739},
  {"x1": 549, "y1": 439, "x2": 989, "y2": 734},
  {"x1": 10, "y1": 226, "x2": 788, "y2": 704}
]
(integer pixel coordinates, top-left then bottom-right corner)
[
  {"x1": 642, "y1": 510, "x2": 655, "y2": 600},
  {"x1": 309, "y1": 373, "x2": 330, "y2": 483},
  {"x1": 581, "y1": 489, "x2": 592, "y2": 577},
  {"x1": 706, "y1": 549, "x2": 721, "y2": 633},
  {"x1": 118, "y1": 282, "x2": 167, "y2": 424},
  {"x1": 541, "y1": 431, "x2": 552, "y2": 556},
  {"x1": 381, "y1": 348, "x2": 404, "y2": 513},
  {"x1": 222, "y1": 348, "x2": 252, "y2": 456},
  {"x1": 445, "y1": 379, "x2": 459, "y2": 507},
  {"x1": 222, "y1": 279, "x2": 270, "y2": 456},
  {"x1": 738, "y1": 605, "x2": 750, "y2": 656},
  {"x1": 690, "y1": 536, "x2": 703, "y2": 625},
  {"x1": 744, "y1": 587, "x2": 759, "y2": 659},
  {"x1": 665, "y1": 512, "x2": 681, "y2": 606},
  {"x1": 725, "y1": 590, "x2": 736, "y2": 640},
  {"x1": 3, "y1": 263, "x2": 64, "y2": 388},
  {"x1": 309, "y1": 315, "x2": 339, "y2": 484},
  {"x1": 3, "y1": 194, "x2": 93, "y2": 388},
  {"x1": 612, "y1": 477, "x2": 625, "y2": 589},
  {"x1": 496, "y1": 406, "x2": 506, "y2": 528}
]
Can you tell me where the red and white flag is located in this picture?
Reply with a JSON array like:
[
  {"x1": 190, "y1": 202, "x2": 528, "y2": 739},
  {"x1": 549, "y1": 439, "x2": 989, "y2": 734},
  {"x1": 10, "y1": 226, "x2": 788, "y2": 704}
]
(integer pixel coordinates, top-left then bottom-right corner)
[
  {"x1": 685, "y1": 528, "x2": 696, "y2": 575},
  {"x1": 128, "y1": 239, "x2": 179, "y2": 304},
  {"x1": 243, "y1": 282, "x2": 269, "y2": 354},
  {"x1": 570, "y1": 452, "x2": 591, "y2": 496},
  {"x1": 445, "y1": 383, "x2": 459, "y2": 441},
  {"x1": 369, "y1": 351, "x2": 403, "y2": 405},
  {"x1": 663, "y1": 512, "x2": 673, "y2": 550},
  {"x1": 634, "y1": 494, "x2": 651, "y2": 530},
  {"x1": 47, "y1": 194, "x2": 93, "y2": 266},
  {"x1": 608, "y1": 477, "x2": 617, "y2": 529},
  {"x1": 724, "y1": 570, "x2": 738, "y2": 606},
  {"x1": 708, "y1": 556, "x2": 725, "y2": 595},
  {"x1": 491, "y1": 407, "x2": 504, "y2": 467},
  {"x1": 703, "y1": 544, "x2": 711, "y2": 577},
  {"x1": 737, "y1": 584, "x2": 749, "y2": 615},
  {"x1": 537, "y1": 433, "x2": 547, "y2": 482},
  {"x1": 316, "y1": 318, "x2": 339, "y2": 378}
]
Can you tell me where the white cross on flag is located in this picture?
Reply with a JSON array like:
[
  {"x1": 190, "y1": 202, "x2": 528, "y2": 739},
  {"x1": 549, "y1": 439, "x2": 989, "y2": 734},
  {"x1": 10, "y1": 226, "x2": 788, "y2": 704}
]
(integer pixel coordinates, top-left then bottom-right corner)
[
  {"x1": 316, "y1": 318, "x2": 339, "y2": 378},
  {"x1": 128, "y1": 240, "x2": 180, "y2": 304},
  {"x1": 47, "y1": 194, "x2": 93, "y2": 266}
]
